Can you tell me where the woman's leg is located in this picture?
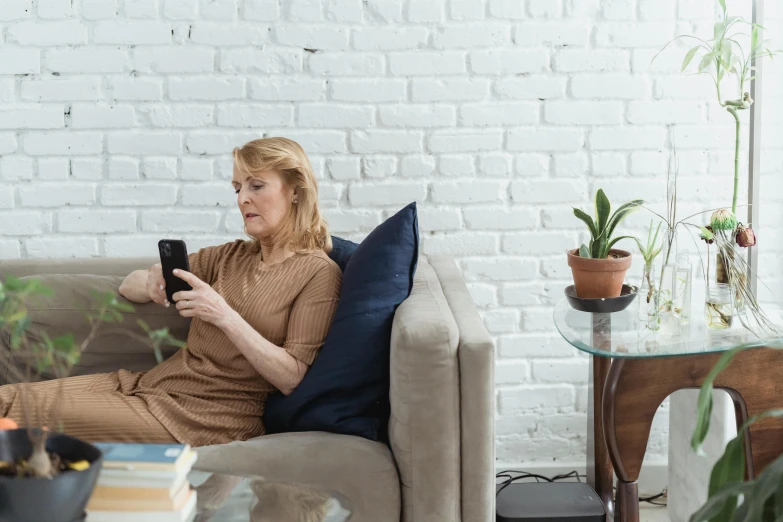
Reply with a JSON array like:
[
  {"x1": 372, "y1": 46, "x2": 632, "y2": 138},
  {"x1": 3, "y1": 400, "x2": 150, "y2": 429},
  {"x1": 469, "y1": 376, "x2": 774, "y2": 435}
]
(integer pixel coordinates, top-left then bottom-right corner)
[{"x1": 0, "y1": 373, "x2": 177, "y2": 443}]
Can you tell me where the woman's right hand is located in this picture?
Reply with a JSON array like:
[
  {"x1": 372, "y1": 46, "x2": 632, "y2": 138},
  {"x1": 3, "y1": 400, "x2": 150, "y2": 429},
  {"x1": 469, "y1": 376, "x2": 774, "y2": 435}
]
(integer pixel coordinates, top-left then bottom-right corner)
[{"x1": 147, "y1": 263, "x2": 170, "y2": 307}]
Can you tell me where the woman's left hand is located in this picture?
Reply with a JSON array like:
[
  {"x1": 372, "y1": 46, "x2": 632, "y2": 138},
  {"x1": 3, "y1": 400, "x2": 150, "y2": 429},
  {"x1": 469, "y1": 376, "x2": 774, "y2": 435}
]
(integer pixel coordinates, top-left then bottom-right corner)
[{"x1": 171, "y1": 269, "x2": 235, "y2": 329}]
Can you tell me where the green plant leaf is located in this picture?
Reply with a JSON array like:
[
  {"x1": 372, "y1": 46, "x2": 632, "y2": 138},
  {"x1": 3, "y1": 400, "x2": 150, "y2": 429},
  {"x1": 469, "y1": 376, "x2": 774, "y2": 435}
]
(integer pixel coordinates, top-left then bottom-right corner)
[
  {"x1": 682, "y1": 46, "x2": 701, "y2": 72},
  {"x1": 713, "y1": 22, "x2": 725, "y2": 42},
  {"x1": 705, "y1": 431, "x2": 746, "y2": 522},
  {"x1": 738, "y1": 453, "x2": 783, "y2": 522},
  {"x1": 573, "y1": 208, "x2": 597, "y2": 239},
  {"x1": 113, "y1": 302, "x2": 134, "y2": 313},
  {"x1": 691, "y1": 347, "x2": 741, "y2": 452},
  {"x1": 605, "y1": 200, "x2": 644, "y2": 240},
  {"x1": 579, "y1": 244, "x2": 590, "y2": 258},
  {"x1": 751, "y1": 24, "x2": 759, "y2": 53},
  {"x1": 595, "y1": 189, "x2": 611, "y2": 237},
  {"x1": 605, "y1": 235, "x2": 636, "y2": 257},
  {"x1": 689, "y1": 481, "x2": 754, "y2": 522},
  {"x1": 699, "y1": 52, "x2": 714, "y2": 73},
  {"x1": 718, "y1": 0, "x2": 726, "y2": 13}
]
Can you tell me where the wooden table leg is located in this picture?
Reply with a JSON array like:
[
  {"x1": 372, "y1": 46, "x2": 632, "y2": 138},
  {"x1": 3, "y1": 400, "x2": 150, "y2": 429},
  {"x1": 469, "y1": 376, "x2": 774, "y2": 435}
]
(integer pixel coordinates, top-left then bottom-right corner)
[{"x1": 587, "y1": 314, "x2": 614, "y2": 519}]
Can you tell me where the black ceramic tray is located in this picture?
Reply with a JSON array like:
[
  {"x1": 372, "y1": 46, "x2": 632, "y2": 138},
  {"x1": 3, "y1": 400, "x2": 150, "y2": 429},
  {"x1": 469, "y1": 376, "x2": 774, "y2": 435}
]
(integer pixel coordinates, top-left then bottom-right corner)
[{"x1": 564, "y1": 284, "x2": 638, "y2": 313}]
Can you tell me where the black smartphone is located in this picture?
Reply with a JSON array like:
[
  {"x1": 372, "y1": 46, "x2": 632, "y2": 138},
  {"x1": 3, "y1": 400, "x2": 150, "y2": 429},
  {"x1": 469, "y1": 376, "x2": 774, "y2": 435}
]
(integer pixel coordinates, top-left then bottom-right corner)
[{"x1": 158, "y1": 239, "x2": 192, "y2": 303}]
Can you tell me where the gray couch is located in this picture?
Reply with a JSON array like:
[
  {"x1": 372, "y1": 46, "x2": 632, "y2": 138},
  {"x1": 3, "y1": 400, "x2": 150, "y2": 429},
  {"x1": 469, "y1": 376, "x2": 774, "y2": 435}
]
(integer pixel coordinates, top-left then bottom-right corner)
[{"x1": 0, "y1": 254, "x2": 495, "y2": 522}]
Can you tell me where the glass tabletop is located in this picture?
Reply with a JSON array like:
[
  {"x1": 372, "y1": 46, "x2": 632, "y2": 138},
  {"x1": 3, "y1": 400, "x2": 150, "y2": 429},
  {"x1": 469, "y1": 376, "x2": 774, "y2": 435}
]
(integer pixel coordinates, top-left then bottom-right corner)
[
  {"x1": 553, "y1": 297, "x2": 783, "y2": 358},
  {"x1": 188, "y1": 470, "x2": 351, "y2": 522}
]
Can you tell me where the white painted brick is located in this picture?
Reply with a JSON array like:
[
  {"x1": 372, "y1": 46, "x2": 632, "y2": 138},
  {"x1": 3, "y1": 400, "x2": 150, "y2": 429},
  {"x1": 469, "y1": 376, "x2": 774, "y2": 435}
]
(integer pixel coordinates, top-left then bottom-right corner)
[
  {"x1": 527, "y1": 0, "x2": 561, "y2": 17},
  {"x1": 602, "y1": 0, "x2": 634, "y2": 19},
  {"x1": 0, "y1": 156, "x2": 34, "y2": 181},
  {"x1": 38, "y1": 0, "x2": 71, "y2": 18},
  {"x1": 58, "y1": 210, "x2": 136, "y2": 233},
  {"x1": 439, "y1": 154, "x2": 475, "y2": 176},
  {"x1": 81, "y1": 0, "x2": 117, "y2": 18},
  {"x1": 514, "y1": 22, "x2": 589, "y2": 47},
  {"x1": 0, "y1": 80, "x2": 13, "y2": 103},
  {"x1": 108, "y1": 133, "x2": 181, "y2": 155},
  {"x1": 538, "y1": 413, "x2": 586, "y2": 438},
  {"x1": 24, "y1": 132, "x2": 103, "y2": 156},
  {"x1": 654, "y1": 75, "x2": 716, "y2": 99},
  {"x1": 217, "y1": 105, "x2": 293, "y2": 127},
  {"x1": 478, "y1": 153, "x2": 512, "y2": 177},
  {"x1": 630, "y1": 151, "x2": 667, "y2": 176},
  {"x1": 180, "y1": 183, "x2": 235, "y2": 206},
  {"x1": 18, "y1": 183, "x2": 96, "y2": 207},
  {"x1": 598, "y1": 180, "x2": 666, "y2": 204},
  {"x1": 0, "y1": 211, "x2": 50, "y2": 235},
  {"x1": 460, "y1": 102, "x2": 538, "y2": 126},
  {"x1": 275, "y1": 26, "x2": 349, "y2": 50},
  {"x1": 450, "y1": 0, "x2": 484, "y2": 20},
  {"x1": 22, "y1": 79, "x2": 102, "y2": 102},
  {"x1": 25, "y1": 237, "x2": 99, "y2": 258},
  {"x1": 134, "y1": 48, "x2": 214, "y2": 73},
  {"x1": 499, "y1": 386, "x2": 573, "y2": 414},
  {"x1": 511, "y1": 179, "x2": 588, "y2": 203},
  {"x1": 423, "y1": 232, "x2": 499, "y2": 256},
  {"x1": 433, "y1": 24, "x2": 509, "y2": 49},
  {"x1": 431, "y1": 180, "x2": 506, "y2": 204},
  {"x1": 94, "y1": 21, "x2": 171, "y2": 44},
  {"x1": 533, "y1": 360, "x2": 588, "y2": 384},
  {"x1": 589, "y1": 127, "x2": 666, "y2": 150},
  {"x1": 348, "y1": 182, "x2": 427, "y2": 206},
  {"x1": 163, "y1": 0, "x2": 197, "y2": 19},
  {"x1": 592, "y1": 153, "x2": 627, "y2": 177},
  {"x1": 326, "y1": 0, "x2": 362, "y2": 23},
  {"x1": 109, "y1": 79, "x2": 163, "y2": 102},
  {"x1": 141, "y1": 210, "x2": 221, "y2": 232},
  {"x1": 264, "y1": 130, "x2": 347, "y2": 154},
  {"x1": 400, "y1": 156, "x2": 436, "y2": 178},
  {"x1": 350, "y1": 130, "x2": 422, "y2": 153},
  {"x1": 0, "y1": 186, "x2": 13, "y2": 209},
  {"x1": 0, "y1": 0, "x2": 33, "y2": 21},
  {"x1": 327, "y1": 156, "x2": 361, "y2": 180},
  {"x1": 317, "y1": 182, "x2": 343, "y2": 203},
  {"x1": 366, "y1": 0, "x2": 404, "y2": 22},
  {"x1": 417, "y1": 207, "x2": 461, "y2": 231},
  {"x1": 514, "y1": 154, "x2": 549, "y2": 177},
  {"x1": 640, "y1": 0, "x2": 676, "y2": 20},
  {"x1": 352, "y1": 27, "x2": 429, "y2": 50},
  {"x1": 632, "y1": 47, "x2": 685, "y2": 74},
  {"x1": 554, "y1": 50, "x2": 630, "y2": 72},
  {"x1": 45, "y1": 49, "x2": 128, "y2": 73},
  {"x1": 322, "y1": 209, "x2": 382, "y2": 232},
  {"x1": 137, "y1": 105, "x2": 214, "y2": 128},
  {"x1": 627, "y1": 101, "x2": 704, "y2": 124},
  {"x1": 462, "y1": 258, "x2": 538, "y2": 281},
  {"x1": 299, "y1": 104, "x2": 374, "y2": 128},
  {"x1": 142, "y1": 158, "x2": 178, "y2": 180},
  {"x1": 500, "y1": 282, "x2": 558, "y2": 307},
  {"x1": 508, "y1": 128, "x2": 583, "y2": 152},
  {"x1": 6, "y1": 21, "x2": 87, "y2": 45},
  {"x1": 0, "y1": 106, "x2": 63, "y2": 129},
  {"x1": 521, "y1": 306, "x2": 558, "y2": 330},
  {"x1": 595, "y1": 22, "x2": 675, "y2": 48},
  {"x1": 495, "y1": 360, "x2": 530, "y2": 384},
  {"x1": 244, "y1": 0, "x2": 280, "y2": 20},
  {"x1": 553, "y1": 153, "x2": 588, "y2": 177},
  {"x1": 380, "y1": 105, "x2": 456, "y2": 127},
  {"x1": 37, "y1": 158, "x2": 70, "y2": 180},
  {"x1": 0, "y1": 134, "x2": 18, "y2": 155},
  {"x1": 467, "y1": 282, "x2": 497, "y2": 307},
  {"x1": 503, "y1": 232, "x2": 577, "y2": 255},
  {"x1": 678, "y1": 0, "x2": 713, "y2": 20},
  {"x1": 191, "y1": 23, "x2": 268, "y2": 45},
  {"x1": 570, "y1": 75, "x2": 650, "y2": 99},
  {"x1": 489, "y1": 0, "x2": 525, "y2": 19},
  {"x1": 482, "y1": 308, "x2": 518, "y2": 333},
  {"x1": 495, "y1": 414, "x2": 538, "y2": 438},
  {"x1": 179, "y1": 158, "x2": 213, "y2": 180},
  {"x1": 108, "y1": 158, "x2": 140, "y2": 180},
  {"x1": 389, "y1": 51, "x2": 465, "y2": 75},
  {"x1": 412, "y1": 78, "x2": 489, "y2": 101},
  {"x1": 408, "y1": 0, "x2": 443, "y2": 22},
  {"x1": 0, "y1": 48, "x2": 41, "y2": 74},
  {"x1": 125, "y1": 0, "x2": 159, "y2": 18},
  {"x1": 544, "y1": 101, "x2": 624, "y2": 125},
  {"x1": 309, "y1": 53, "x2": 385, "y2": 76},
  {"x1": 102, "y1": 183, "x2": 178, "y2": 206},
  {"x1": 70, "y1": 104, "x2": 136, "y2": 129},
  {"x1": 220, "y1": 48, "x2": 302, "y2": 74},
  {"x1": 185, "y1": 133, "x2": 243, "y2": 155},
  {"x1": 463, "y1": 207, "x2": 537, "y2": 230},
  {"x1": 201, "y1": 0, "x2": 237, "y2": 20},
  {"x1": 470, "y1": 48, "x2": 548, "y2": 74},
  {"x1": 170, "y1": 78, "x2": 244, "y2": 101},
  {"x1": 429, "y1": 129, "x2": 502, "y2": 152},
  {"x1": 361, "y1": 156, "x2": 397, "y2": 178},
  {"x1": 251, "y1": 78, "x2": 325, "y2": 101},
  {"x1": 494, "y1": 76, "x2": 566, "y2": 100},
  {"x1": 541, "y1": 205, "x2": 589, "y2": 230}
]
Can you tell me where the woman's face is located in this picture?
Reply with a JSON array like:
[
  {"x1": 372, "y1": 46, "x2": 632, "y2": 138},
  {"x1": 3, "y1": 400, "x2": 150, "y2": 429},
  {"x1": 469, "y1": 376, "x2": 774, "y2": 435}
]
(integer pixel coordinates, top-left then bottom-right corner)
[{"x1": 232, "y1": 165, "x2": 294, "y2": 241}]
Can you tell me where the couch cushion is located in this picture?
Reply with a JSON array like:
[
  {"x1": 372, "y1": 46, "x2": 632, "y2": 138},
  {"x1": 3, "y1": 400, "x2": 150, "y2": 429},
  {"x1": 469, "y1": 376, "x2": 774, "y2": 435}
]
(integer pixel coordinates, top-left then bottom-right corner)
[
  {"x1": 1, "y1": 274, "x2": 189, "y2": 381},
  {"x1": 388, "y1": 257, "x2": 461, "y2": 522},
  {"x1": 264, "y1": 202, "x2": 419, "y2": 441},
  {"x1": 328, "y1": 236, "x2": 359, "y2": 272}
]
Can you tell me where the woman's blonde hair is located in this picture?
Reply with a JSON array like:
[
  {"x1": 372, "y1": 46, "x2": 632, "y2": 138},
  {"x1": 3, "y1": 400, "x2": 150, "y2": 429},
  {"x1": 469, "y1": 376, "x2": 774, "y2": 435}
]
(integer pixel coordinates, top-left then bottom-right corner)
[{"x1": 233, "y1": 137, "x2": 332, "y2": 254}]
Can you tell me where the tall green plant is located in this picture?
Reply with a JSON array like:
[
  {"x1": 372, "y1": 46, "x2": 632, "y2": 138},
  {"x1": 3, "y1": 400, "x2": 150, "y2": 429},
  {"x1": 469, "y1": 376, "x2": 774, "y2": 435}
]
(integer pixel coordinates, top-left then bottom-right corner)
[{"x1": 572, "y1": 189, "x2": 643, "y2": 259}]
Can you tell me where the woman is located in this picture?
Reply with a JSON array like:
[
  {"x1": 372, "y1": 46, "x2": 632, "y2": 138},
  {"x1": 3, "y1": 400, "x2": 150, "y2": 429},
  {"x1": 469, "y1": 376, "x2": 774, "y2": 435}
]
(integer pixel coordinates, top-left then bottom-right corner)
[{"x1": 0, "y1": 137, "x2": 342, "y2": 447}]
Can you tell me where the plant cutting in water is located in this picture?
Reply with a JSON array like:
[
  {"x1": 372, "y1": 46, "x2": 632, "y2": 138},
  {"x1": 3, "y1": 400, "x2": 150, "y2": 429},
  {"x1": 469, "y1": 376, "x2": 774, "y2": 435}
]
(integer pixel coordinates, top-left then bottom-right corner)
[{"x1": 633, "y1": 220, "x2": 663, "y2": 305}]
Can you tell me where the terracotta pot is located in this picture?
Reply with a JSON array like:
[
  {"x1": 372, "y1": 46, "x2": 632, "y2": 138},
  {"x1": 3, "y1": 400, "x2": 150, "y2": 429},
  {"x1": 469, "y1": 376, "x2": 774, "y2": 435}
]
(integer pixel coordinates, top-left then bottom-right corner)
[{"x1": 567, "y1": 248, "x2": 632, "y2": 299}]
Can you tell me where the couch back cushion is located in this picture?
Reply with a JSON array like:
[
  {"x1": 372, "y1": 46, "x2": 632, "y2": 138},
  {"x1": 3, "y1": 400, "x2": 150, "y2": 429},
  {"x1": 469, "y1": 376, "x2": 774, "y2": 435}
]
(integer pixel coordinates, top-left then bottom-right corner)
[{"x1": 389, "y1": 257, "x2": 461, "y2": 522}]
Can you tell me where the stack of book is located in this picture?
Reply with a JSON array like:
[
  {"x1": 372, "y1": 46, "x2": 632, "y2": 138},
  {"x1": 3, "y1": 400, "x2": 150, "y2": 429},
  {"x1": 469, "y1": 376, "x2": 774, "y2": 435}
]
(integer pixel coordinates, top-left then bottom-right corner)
[{"x1": 86, "y1": 442, "x2": 198, "y2": 522}]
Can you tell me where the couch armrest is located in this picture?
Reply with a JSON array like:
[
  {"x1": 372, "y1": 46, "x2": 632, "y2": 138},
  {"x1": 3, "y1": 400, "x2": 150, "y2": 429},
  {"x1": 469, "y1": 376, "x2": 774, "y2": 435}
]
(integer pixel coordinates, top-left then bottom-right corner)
[{"x1": 427, "y1": 256, "x2": 495, "y2": 522}]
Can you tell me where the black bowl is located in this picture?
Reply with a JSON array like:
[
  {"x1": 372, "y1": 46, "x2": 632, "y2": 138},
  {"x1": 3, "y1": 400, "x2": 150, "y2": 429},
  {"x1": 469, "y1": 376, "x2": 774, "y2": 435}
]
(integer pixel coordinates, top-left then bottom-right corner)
[
  {"x1": 0, "y1": 429, "x2": 103, "y2": 522},
  {"x1": 565, "y1": 284, "x2": 638, "y2": 313}
]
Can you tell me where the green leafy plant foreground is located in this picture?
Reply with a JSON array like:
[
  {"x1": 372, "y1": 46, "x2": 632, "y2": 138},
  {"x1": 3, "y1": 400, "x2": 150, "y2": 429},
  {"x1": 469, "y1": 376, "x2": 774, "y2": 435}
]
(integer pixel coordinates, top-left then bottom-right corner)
[{"x1": 572, "y1": 189, "x2": 644, "y2": 259}]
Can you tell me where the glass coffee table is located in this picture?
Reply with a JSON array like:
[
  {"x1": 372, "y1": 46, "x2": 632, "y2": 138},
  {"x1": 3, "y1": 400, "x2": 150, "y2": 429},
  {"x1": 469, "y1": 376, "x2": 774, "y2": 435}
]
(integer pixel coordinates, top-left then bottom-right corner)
[
  {"x1": 188, "y1": 470, "x2": 351, "y2": 522},
  {"x1": 553, "y1": 298, "x2": 783, "y2": 522}
]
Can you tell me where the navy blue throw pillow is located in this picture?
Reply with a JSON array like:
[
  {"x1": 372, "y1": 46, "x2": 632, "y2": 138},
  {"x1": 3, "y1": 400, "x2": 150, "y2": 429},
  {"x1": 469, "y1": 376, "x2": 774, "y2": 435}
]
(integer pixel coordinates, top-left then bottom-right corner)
[
  {"x1": 264, "y1": 202, "x2": 419, "y2": 441},
  {"x1": 327, "y1": 235, "x2": 359, "y2": 272}
]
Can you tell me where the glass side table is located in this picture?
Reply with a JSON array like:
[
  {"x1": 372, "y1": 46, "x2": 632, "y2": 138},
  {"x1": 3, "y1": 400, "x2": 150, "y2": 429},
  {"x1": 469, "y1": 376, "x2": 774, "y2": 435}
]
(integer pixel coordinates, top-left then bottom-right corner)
[{"x1": 553, "y1": 298, "x2": 783, "y2": 522}]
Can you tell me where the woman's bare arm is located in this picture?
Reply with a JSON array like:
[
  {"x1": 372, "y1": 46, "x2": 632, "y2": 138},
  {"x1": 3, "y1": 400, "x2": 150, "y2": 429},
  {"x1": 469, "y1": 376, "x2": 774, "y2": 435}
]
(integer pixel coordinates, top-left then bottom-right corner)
[{"x1": 118, "y1": 269, "x2": 152, "y2": 303}]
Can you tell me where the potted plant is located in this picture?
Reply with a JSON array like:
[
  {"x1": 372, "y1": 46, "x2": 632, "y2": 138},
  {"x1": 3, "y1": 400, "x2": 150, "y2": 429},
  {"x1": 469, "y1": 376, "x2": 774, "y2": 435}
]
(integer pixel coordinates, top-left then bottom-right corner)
[
  {"x1": 633, "y1": 220, "x2": 664, "y2": 330},
  {"x1": 568, "y1": 189, "x2": 644, "y2": 298},
  {"x1": 0, "y1": 275, "x2": 184, "y2": 522}
]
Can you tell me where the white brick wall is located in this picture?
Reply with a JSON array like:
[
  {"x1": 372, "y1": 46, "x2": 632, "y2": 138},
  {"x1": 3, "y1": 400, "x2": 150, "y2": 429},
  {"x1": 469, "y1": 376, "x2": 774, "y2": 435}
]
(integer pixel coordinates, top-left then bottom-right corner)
[{"x1": 1, "y1": 0, "x2": 781, "y2": 474}]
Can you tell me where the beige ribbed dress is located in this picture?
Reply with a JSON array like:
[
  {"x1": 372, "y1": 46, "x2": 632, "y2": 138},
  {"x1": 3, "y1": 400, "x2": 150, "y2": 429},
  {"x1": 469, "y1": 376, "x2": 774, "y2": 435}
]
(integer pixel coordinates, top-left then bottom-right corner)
[{"x1": 0, "y1": 240, "x2": 342, "y2": 447}]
